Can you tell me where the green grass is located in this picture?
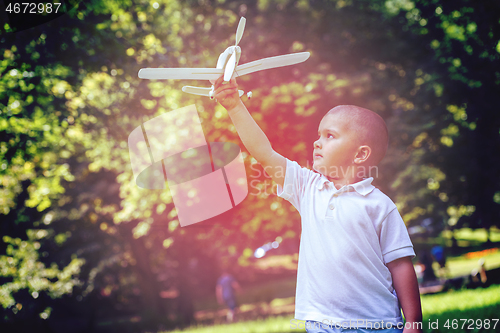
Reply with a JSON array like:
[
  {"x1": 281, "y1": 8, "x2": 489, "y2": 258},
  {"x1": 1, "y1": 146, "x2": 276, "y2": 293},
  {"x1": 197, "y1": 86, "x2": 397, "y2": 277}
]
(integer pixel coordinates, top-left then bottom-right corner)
[
  {"x1": 421, "y1": 285, "x2": 500, "y2": 333},
  {"x1": 441, "y1": 250, "x2": 500, "y2": 278},
  {"x1": 165, "y1": 285, "x2": 500, "y2": 333},
  {"x1": 439, "y1": 228, "x2": 500, "y2": 249},
  {"x1": 165, "y1": 316, "x2": 305, "y2": 333},
  {"x1": 447, "y1": 228, "x2": 500, "y2": 244}
]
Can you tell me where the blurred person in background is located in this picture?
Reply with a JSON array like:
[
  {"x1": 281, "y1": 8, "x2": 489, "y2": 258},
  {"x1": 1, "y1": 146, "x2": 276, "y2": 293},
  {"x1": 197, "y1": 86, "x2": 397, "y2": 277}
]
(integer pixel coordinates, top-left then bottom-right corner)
[
  {"x1": 431, "y1": 245, "x2": 448, "y2": 278},
  {"x1": 216, "y1": 270, "x2": 241, "y2": 322}
]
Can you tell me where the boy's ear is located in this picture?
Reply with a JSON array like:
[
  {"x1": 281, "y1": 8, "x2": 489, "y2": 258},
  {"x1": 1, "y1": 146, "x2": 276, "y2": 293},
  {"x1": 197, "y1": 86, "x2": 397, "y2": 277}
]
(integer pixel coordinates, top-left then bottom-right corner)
[{"x1": 353, "y1": 145, "x2": 371, "y2": 164}]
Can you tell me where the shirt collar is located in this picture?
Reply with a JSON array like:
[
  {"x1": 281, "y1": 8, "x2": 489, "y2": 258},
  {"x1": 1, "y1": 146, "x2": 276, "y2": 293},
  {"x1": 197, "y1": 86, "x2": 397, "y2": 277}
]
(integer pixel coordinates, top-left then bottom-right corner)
[{"x1": 316, "y1": 176, "x2": 375, "y2": 196}]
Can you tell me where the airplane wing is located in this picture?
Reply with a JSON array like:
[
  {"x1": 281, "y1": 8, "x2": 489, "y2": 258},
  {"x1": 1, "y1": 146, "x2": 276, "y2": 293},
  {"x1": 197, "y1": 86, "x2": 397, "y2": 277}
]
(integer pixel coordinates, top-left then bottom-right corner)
[
  {"x1": 138, "y1": 68, "x2": 223, "y2": 80},
  {"x1": 235, "y1": 52, "x2": 310, "y2": 77},
  {"x1": 138, "y1": 52, "x2": 310, "y2": 80},
  {"x1": 182, "y1": 86, "x2": 244, "y2": 97}
]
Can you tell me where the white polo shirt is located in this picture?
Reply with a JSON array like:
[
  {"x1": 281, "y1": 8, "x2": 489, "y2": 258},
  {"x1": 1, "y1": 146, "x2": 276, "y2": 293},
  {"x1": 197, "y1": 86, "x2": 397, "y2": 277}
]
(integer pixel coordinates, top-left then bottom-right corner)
[{"x1": 277, "y1": 159, "x2": 415, "y2": 327}]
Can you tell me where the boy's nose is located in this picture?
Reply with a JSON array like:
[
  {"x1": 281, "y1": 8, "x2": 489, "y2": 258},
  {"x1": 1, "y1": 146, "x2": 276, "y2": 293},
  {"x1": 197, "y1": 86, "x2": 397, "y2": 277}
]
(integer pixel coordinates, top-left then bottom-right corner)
[{"x1": 314, "y1": 139, "x2": 321, "y2": 148}]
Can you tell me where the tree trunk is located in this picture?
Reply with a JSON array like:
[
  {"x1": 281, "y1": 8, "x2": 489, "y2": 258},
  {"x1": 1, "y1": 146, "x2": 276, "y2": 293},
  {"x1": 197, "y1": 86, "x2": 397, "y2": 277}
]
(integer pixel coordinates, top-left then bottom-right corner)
[
  {"x1": 175, "y1": 234, "x2": 195, "y2": 327},
  {"x1": 121, "y1": 222, "x2": 168, "y2": 329}
]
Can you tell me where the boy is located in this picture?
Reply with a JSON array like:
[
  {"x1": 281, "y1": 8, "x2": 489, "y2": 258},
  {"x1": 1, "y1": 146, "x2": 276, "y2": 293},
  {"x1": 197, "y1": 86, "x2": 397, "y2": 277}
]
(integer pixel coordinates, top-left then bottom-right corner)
[{"x1": 213, "y1": 77, "x2": 422, "y2": 333}]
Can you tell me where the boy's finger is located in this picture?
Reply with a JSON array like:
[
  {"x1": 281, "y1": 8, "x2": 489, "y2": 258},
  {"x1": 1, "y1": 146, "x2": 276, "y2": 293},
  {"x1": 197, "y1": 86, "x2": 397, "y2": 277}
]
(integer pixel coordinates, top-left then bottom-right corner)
[
  {"x1": 214, "y1": 82, "x2": 237, "y2": 94},
  {"x1": 215, "y1": 92, "x2": 236, "y2": 103},
  {"x1": 215, "y1": 88, "x2": 238, "y2": 100},
  {"x1": 215, "y1": 75, "x2": 224, "y2": 87},
  {"x1": 214, "y1": 76, "x2": 238, "y2": 89}
]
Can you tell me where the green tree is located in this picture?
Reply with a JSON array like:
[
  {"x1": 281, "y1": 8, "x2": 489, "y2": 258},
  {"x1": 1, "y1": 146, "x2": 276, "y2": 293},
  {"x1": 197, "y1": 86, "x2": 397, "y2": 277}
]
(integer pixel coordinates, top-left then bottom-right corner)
[{"x1": 379, "y1": 0, "x2": 500, "y2": 238}]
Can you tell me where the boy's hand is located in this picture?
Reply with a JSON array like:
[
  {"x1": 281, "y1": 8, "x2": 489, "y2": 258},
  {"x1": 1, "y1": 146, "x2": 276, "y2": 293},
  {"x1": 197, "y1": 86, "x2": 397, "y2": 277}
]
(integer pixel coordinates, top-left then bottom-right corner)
[{"x1": 212, "y1": 76, "x2": 242, "y2": 112}]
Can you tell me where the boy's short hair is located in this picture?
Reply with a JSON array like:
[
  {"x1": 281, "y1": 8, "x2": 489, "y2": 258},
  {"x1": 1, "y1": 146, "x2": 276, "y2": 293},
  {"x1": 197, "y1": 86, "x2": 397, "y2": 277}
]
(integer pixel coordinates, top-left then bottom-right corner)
[{"x1": 326, "y1": 105, "x2": 389, "y2": 166}]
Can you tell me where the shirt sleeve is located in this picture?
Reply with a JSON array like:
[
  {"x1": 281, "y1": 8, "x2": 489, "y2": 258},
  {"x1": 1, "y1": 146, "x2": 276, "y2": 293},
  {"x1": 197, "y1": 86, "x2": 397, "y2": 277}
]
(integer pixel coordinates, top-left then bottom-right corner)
[
  {"x1": 276, "y1": 159, "x2": 314, "y2": 214},
  {"x1": 379, "y1": 208, "x2": 415, "y2": 264}
]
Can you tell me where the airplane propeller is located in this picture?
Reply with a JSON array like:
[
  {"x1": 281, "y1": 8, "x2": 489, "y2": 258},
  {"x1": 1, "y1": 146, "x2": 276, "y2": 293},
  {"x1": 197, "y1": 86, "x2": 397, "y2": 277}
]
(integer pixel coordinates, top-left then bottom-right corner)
[
  {"x1": 235, "y1": 17, "x2": 246, "y2": 45},
  {"x1": 224, "y1": 17, "x2": 246, "y2": 82},
  {"x1": 224, "y1": 52, "x2": 237, "y2": 82}
]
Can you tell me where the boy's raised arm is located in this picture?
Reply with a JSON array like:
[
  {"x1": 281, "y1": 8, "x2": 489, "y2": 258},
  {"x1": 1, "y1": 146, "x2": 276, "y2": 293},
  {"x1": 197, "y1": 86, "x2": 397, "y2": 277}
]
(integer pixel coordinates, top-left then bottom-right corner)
[{"x1": 213, "y1": 77, "x2": 286, "y2": 188}]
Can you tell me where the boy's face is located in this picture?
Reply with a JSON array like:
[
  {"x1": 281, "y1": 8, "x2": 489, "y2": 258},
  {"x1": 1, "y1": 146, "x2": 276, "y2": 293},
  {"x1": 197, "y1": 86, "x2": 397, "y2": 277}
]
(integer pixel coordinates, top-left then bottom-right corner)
[{"x1": 312, "y1": 112, "x2": 361, "y2": 179}]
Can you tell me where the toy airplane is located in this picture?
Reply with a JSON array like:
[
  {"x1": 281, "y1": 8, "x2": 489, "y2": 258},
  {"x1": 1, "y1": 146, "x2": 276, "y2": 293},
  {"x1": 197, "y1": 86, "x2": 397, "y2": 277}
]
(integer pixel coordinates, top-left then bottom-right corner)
[{"x1": 138, "y1": 17, "x2": 310, "y2": 99}]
